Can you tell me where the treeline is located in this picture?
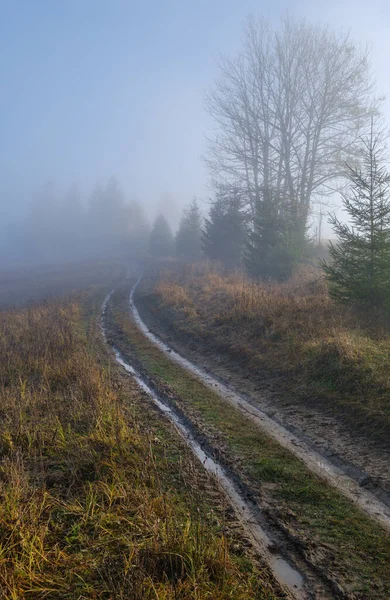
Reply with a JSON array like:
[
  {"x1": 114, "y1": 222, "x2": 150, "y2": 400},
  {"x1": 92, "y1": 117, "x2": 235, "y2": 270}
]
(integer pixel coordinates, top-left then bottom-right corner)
[
  {"x1": 150, "y1": 192, "x2": 309, "y2": 273},
  {"x1": 6, "y1": 178, "x2": 150, "y2": 264},
  {"x1": 149, "y1": 199, "x2": 203, "y2": 262},
  {"x1": 202, "y1": 16, "x2": 379, "y2": 281},
  {"x1": 7, "y1": 14, "x2": 389, "y2": 313},
  {"x1": 154, "y1": 122, "x2": 390, "y2": 313},
  {"x1": 150, "y1": 15, "x2": 390, "y2": 312}
]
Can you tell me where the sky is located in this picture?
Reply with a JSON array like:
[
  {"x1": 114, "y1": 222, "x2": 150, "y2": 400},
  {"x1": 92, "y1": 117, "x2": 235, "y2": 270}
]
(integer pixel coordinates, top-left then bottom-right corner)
[{"x1": 1, "y1": 0, "x2": 390, "y2": 233}]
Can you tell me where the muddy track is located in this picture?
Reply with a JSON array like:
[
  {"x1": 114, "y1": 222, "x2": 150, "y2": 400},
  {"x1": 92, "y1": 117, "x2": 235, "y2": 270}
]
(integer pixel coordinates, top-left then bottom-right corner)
[
  {"x1": 102, "y1": 292, "x2": 308, "y2": 599},
  {"x1": 134, "y1": 284, "x2": 390, "y2": 503},
  {"x1": 131, "y1": 277, "x2": 390, "y2": 533},
  {"x1": 101, "y1": 289, "x2": 352, "y2": 600}
]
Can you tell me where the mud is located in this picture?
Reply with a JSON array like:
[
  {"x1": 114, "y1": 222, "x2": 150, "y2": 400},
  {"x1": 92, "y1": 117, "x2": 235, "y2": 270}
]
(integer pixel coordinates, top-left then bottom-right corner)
[
  {"x1": 102, "y1": 290, "x2": 309, "y2": 599},
  {"x1": 132, "y1": 278, "x2": 390, "y2": 532},
  {"x1": 105, "y1": 279, "x2": 390, "y2": 598}
]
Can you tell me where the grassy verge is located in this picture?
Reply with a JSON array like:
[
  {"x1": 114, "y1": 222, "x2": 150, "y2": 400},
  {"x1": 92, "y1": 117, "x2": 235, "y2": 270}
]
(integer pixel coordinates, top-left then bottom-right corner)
[
  {"x1": 109, "y1": 284, "x2": 390, "y2": 599},
  {"x1": 142, "y1": 263, "x2": 390, "y2": 448},
  {"x1": 0, "y1": 289, "x2": 278, "y2": 599}
]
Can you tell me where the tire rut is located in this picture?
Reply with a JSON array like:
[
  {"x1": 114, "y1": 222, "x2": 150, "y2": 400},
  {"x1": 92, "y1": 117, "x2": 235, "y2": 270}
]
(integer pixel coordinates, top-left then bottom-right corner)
[
  {"x1": 131, "y1": 277, "x2": 390, "y2": 533},
  {"x1": 102, "y1": 288, "x2": 342, "y2": 600}
]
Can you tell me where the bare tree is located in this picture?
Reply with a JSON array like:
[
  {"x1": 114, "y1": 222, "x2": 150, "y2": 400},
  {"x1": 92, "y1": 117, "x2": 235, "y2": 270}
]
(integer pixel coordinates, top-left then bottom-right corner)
[{"x1": 205, "y1": 15, "x2": 380, "y2": 251}]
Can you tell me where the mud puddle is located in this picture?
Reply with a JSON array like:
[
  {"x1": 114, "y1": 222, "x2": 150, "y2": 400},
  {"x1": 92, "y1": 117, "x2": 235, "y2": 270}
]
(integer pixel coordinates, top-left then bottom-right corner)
[
  {"x1": 102, "y1": 291, "x2": 307, "y2": 599},
  {"x1": 130, "y1": 279, "x2": 390, "y2": 533}
]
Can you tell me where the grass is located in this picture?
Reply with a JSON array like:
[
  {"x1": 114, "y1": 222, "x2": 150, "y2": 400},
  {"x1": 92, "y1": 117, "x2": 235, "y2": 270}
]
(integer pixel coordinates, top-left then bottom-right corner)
[
  {"x1": 109, "y1": 284, "x2": 390, "y2": 599},
  {"x1": 0, "y1": 288, "x2": 279, "y2": 599},
  {"x1": 144, "y1": 262, "x2": 390, "y2": 446}
]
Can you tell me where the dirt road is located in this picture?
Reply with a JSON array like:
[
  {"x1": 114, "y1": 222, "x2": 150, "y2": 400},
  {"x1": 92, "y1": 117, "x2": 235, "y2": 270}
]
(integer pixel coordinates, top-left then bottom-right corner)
[
  {"x1": 103, "y1": 277, "x2": 390, "y2": 599},
  {"x1": 130, "y1": 278, "x2": 390, "y2": 532},
  {"x1": 102, "y1": 290, "x2": 311, "y2": 599}
]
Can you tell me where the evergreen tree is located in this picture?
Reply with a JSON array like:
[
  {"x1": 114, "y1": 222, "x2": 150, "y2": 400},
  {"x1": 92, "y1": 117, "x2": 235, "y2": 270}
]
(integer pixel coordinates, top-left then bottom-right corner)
[
  {"x1": 321, "y1": 127, "x2": 390, "y2": 308},
  {"x1": 245, "y1": 188, "x2": 293, "y2": 280},
  {"x1": 176, "y1": 198, "x2": 203, "y2": 260},
  {"x1": 149, "y1": 214, "x2": 174, "y2": 257},
  {"x1": 202, "y1": 190, "x2": 246, "y2": 267}
]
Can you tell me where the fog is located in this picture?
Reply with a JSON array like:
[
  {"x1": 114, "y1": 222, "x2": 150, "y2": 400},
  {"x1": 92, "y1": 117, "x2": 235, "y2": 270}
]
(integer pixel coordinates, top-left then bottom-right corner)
[{"x1": 1, "y1": 0, "x2": 389, "y2": 267}]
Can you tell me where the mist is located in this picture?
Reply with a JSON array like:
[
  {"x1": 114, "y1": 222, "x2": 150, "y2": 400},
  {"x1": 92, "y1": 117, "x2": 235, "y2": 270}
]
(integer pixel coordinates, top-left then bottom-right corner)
[
  {"x1": 2, "y1": 3, "x2": 390, "y2": 595},
  {"x1": 1, "y1": 0, "x2": 390, "y2": 268}
]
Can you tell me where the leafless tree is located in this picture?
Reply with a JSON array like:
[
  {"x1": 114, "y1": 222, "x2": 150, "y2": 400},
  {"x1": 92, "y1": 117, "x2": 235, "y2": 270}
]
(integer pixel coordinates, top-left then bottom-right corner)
[{"x1": 205, "y1": 15, "x2": 381, "y2": 247}]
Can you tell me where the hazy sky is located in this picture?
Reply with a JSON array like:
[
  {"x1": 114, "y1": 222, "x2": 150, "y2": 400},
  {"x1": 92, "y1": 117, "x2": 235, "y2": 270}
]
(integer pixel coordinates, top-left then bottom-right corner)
[{"x1": 1, "y1": 0, "x2": 389, "y2": 231}]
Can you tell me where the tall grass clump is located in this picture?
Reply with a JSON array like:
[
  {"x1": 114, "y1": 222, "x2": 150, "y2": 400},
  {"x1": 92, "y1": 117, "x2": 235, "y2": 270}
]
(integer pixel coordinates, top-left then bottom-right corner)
[
  {"x1": 149, "y1": 262, "x2": 390, "y2": 443},
  {"x1": 0, "y1": 296, "x2": 275, "y2": 599}
]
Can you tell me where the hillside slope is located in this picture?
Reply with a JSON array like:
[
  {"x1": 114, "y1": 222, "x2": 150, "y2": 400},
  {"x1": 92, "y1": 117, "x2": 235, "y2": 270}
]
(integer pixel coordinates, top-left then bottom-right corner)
[
  {"x1": 135, "y1": 264, "x2": 390, "y2": 507},
  {"x1": 0, "y1": 285, "x2": 279, "y2": 599}
]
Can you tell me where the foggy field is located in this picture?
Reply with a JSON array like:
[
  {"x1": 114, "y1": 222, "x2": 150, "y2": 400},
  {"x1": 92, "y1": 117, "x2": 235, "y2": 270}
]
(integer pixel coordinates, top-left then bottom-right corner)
[
  {"x1": 0, "y1": 259, "x2": 127, "y2": 307},
  {"x1": 2, "y1": 1, "x2": 390, "y2": 597}
]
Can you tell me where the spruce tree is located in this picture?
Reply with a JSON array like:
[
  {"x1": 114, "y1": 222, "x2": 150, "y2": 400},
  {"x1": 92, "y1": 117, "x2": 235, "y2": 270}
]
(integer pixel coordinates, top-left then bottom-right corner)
[
  {"x1": 149, "y1": 214, "x2": 174, "y2": 257},
  {"x1": 176, "y1": 199, "x2": 203, "y2": 260},
  {"x1": 321, "y1": 127, "x2": 390, "y2": 308},
  {"x1": 202, "y1": 191, "x2": 246, "y2": 267},
  {"x1": 245, "y1": 188, "x2": 292, "y2": 280}
]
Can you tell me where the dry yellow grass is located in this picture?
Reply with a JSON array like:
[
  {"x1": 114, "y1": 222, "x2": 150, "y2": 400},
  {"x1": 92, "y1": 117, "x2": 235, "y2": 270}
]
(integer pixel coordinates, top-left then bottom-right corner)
[
  {"x1": 156, "y1": 262, "x2": 333, "y2": 327},
  {"x1": 0, "y1": 293, "x2": 277, "y2": 599},
  {"x1": 150, "y1": 262, "x2": 390, "y2": 444},
  {"x1": 113, "y1": 282, "x2": 390, "y2": 599}
]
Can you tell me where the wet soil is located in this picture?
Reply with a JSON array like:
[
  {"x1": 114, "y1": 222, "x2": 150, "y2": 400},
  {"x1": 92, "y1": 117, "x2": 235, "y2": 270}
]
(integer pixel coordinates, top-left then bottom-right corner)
[
  {"x1": 95, "y1": 293, "x2": 289, "y2": 600},
  {"x1": 107, "y1": 279, "x2": 390, "y2": 597},
  {"x1": 103, "y1": 287, "x2": 348, "y2": 599},
  {"x1": 134, "y1": 277, "x2": 390, "y2": 525}
]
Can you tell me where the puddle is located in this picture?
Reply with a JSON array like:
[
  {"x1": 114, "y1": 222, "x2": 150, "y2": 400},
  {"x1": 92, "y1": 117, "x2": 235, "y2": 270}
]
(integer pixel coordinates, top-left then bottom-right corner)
[
  {"x1": 129, "y1": 279, "x2": 390, "y2": 533},
  {"x1": 102, "y1": 291, "x2": 306, "y2": 598}
]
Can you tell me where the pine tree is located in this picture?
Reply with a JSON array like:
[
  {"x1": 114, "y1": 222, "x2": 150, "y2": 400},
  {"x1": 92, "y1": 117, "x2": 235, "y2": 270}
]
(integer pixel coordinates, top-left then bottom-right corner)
[
  {"x1": 202, "y1": 191, "x2": 246, "y2": 267},
  {"x1": 149, "y1": 214, "x2": 174, "y2": 257},
  {"x1": 245, "y1": 188, "x2": 292, "y2": 280},
  {"x1": 321, "y1": 126, "x2": 390, "y2": 308},
  {"x1": 176, "y1": 199, "x2": 203, "y2": 260}
]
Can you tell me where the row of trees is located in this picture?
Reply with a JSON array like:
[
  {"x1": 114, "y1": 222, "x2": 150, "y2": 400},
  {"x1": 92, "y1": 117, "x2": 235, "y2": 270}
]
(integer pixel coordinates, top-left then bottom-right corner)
[
  {"x1": 154, "y1": 123, "x2": 390, "y2": 312},
  {"x1": 200, "y1": 15, "x2": 380, "y2": 281},
  {"x1": 155, "y1": 129, "x2": 390, "y2": 314},
  {"x1": 149, "y1": 190, "x2": 311, "y2": 276},
  {"x1": 7, "y1": 178, "x2": 150, "y2": 264},
  {"x1": 149, "y1": 13, "x2": 390, "y2": 310},
  {"x1": 149, "y1": 199, "x2": 203, "y2": 261},
  {"x1": 149, "y1": 192, "x2": 301, "y2": 278},
  {"x1": 11, "y1": 15, "x2": 387, "y2": 309}
]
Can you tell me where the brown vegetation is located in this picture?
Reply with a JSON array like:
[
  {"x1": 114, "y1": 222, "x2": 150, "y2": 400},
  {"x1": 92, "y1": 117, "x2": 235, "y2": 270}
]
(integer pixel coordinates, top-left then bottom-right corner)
[
  {"x1": 112, "y1": 280, "x2": 390, "y2": 598},
  {"x1": 147, "y1": 262, "x2": 390, "y2": 446},
  {"x1": 0, "y1": 292, "x2": 276, "y2": 599}
]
